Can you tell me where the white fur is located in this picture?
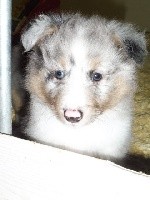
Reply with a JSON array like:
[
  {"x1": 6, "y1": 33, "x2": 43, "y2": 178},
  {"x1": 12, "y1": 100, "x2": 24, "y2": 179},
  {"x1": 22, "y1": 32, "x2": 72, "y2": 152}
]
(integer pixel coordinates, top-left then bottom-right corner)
[
  {"x1": 62, "y1": 38, "x2": 88, "y2": 109},
  {"x1": 27, "y1": 95, "x2": 132, "y2": 160}
]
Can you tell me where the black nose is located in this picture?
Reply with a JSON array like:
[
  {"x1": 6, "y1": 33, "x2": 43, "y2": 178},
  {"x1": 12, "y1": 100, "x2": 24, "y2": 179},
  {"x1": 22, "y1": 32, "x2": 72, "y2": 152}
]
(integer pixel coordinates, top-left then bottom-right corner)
[{"x1": 64, "y1": 109, "x2": 83, "y2": 123}]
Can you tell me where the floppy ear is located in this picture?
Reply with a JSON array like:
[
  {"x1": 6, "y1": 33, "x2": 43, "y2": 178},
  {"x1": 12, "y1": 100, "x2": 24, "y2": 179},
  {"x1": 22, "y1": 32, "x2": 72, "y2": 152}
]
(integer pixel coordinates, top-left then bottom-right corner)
[
  {"x1": 123, "y1": 37, "x2": 147, "y2": 64},
  {"x1": 108, "y1": 21, "x2": 147, "y2": 64},
  {"x1": 21, "y1": 14, "x2": 63, "y2": 52}
]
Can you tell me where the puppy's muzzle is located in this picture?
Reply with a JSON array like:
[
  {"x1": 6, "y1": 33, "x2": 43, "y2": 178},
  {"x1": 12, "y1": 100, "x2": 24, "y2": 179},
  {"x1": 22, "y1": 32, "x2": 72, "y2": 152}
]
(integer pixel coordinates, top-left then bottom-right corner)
[{"x1": 64, "y1": 109, "x2": 83, "y2": 123}]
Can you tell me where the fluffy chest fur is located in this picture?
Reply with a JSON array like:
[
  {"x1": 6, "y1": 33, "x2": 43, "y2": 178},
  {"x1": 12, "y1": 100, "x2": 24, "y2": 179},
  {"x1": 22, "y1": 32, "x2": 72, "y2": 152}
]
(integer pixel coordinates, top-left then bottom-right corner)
[
  {"x1": 27, "y1": 96, "x2": 132, "y2": 160},
  {"x1": 21, "y1": 13, "x2": 147, "y2": 161}
]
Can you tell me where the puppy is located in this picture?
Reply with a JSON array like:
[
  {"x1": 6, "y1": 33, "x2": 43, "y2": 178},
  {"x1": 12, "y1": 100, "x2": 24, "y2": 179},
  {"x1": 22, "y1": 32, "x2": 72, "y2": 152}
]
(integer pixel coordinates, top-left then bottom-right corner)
[{"x1": 21, "y1": 13, "x2": 147, "y2": 161}]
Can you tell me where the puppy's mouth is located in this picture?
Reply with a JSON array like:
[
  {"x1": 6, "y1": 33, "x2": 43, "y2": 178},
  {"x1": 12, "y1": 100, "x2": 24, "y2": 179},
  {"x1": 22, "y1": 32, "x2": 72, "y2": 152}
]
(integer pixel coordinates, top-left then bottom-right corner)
[{"x1": 64, "y1": 109, "x2": 83, "y2": 123}]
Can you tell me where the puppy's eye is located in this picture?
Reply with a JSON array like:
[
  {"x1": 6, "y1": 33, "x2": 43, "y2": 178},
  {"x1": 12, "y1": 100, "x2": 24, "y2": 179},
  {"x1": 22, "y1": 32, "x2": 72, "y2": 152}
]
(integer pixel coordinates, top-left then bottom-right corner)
[
  {"x1": 90, "y1": 71, "x2": 102, "y2": 82},
  {"x1": 55, "y1": 70, "x2": 65, "y2": 80}
]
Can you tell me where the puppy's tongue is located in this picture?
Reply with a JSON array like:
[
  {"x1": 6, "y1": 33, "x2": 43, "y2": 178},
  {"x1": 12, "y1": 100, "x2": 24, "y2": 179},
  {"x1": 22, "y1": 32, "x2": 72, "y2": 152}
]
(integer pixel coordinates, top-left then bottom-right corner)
[{"x1": 64, "y1": 110, "x2": 81, "y2": 118}]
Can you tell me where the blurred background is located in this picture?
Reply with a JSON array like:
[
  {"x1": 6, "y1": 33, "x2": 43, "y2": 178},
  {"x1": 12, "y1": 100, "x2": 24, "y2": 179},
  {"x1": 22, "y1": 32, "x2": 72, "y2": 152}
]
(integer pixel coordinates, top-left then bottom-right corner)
[
  {"x1": 12, "y1": 0, "x2": 150, "y2": 42},
  {"x1": 12, "y1": 0, "x2": 150, "y2": 172}
]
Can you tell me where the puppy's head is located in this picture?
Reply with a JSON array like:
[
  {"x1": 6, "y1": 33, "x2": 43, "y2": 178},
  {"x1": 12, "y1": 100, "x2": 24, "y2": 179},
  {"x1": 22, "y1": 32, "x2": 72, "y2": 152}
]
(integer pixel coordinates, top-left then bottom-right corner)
[{"x1": 22, "y1": 13, "x2": 147, "y2": 126}]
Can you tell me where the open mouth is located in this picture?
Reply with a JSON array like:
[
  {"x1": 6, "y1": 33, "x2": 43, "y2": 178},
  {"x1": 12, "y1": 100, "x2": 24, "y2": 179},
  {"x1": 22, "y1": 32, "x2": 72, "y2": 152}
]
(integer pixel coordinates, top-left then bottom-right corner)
[{"x1": 64, "y1": 109, "x2": 83, "y2": 123}]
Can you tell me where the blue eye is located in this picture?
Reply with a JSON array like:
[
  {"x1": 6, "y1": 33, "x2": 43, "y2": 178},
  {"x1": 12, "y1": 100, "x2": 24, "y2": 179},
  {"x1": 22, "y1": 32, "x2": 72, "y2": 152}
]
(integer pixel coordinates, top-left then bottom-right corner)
[
  {"x1": 55, "y1": 70, "x2": 65, "y2": 80},
  {"x1": 90, "y1": 71, "x2": 102, "y2": 82}
]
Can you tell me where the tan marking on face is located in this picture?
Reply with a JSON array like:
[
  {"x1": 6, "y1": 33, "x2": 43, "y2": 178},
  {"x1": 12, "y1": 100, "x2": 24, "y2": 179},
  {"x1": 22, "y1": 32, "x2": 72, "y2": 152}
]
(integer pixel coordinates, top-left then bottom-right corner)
[
  {"x1": 93, "y1": 76, "x2": 133, "y2": 113},
  {"x1": 58, "y1": 57, "x2": 67, "y2": 69},
  {"x1": 105, "y1": 77, "x2": 131, "y2": 109},
  {"x1": 26, "y1": 68, "x2": 63, "y2": 118},
  {"x1": 89, "y1": 57, "x2": 101, "y2": 70},
  {"x1": 26, "y1": 70, "x2": 48, "y2": 103}
]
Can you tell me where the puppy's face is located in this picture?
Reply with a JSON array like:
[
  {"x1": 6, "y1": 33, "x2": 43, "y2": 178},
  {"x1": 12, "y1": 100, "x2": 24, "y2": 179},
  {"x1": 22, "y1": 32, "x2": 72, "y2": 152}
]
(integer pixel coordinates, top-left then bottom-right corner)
[{"x1": 23, "y1": 14, "x2": 146, "y2": 126}]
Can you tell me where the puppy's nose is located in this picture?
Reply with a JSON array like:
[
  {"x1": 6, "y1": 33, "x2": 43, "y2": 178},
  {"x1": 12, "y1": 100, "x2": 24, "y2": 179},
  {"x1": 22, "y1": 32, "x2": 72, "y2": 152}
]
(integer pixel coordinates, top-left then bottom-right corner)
[{"x1": 64, "y1": 109, "x2": 83, "y2": 123}]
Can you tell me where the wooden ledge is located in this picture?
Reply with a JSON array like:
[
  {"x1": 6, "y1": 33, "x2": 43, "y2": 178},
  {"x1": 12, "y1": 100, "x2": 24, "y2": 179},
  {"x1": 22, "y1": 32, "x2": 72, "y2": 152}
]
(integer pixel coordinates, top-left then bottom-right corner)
[{"x1": 0, "y1": 133, "x2": 149, "y2": 200}]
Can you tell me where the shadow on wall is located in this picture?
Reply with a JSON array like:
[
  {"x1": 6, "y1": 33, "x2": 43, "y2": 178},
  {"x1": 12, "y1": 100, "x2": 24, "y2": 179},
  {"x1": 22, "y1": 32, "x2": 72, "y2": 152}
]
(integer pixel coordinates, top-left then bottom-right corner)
[{"x1": 61, "y1": 0, "x2": 126, "y2": 20}]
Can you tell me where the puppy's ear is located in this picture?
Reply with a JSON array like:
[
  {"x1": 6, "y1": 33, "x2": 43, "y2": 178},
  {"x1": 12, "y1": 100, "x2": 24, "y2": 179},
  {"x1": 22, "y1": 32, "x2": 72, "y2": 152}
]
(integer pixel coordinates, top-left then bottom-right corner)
[
  {"x1": 109, "y1": 21, "x2": 147, "y2": 64},
  {"x1": 123, "y1": 36, "x2": 147, "y2": 64},
  {"x1": 21, "y1": 14, "x2": 63, "y2": 52}
]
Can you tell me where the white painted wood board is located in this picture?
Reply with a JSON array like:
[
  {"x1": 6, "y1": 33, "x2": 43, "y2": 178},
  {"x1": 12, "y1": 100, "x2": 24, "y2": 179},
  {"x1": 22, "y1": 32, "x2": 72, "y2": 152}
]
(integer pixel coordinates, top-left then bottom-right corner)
[{"x1": 0, "y1": 133, "x2": 149, "y2": 200}]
